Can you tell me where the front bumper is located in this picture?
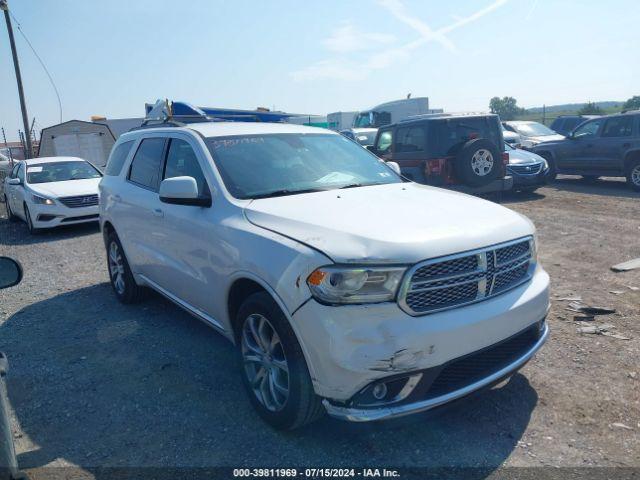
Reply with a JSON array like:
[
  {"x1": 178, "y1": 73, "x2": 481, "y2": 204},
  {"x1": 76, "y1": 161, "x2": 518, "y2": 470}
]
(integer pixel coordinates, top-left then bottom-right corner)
[
  {"x1": 292, "y1": 267, "x2": 549, "y2": 402},
  {"x1": 323, "y1": 322, "x2": 548, "y2": 422},
  {"x1": 30, "y1": 203, "x2": 99, "y2": 228},
  {"x1": 448, "y1": 176, "x2": 514, "y2": 194},
  {"x1": 507, "y1": 167, "x2": 548, "y2": 189}
]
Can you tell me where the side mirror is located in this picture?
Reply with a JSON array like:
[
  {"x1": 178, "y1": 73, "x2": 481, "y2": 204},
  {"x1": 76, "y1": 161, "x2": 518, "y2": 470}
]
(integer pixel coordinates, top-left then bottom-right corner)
[
  {"x1": 0, "y1": 257, "x2": 23, "y2": 289},
  {"x1": 159, "y1": 176, "x2": 211, "y2": 207},
  {"x1": 7, "y1": 178, "x2": 21, "y2": 186},
  {"x1": 387, "y1": 161, "x2": 401, "y2": 175},
  {"x1": 366, "y1": 145, "x2": 378, "y2": 153}
]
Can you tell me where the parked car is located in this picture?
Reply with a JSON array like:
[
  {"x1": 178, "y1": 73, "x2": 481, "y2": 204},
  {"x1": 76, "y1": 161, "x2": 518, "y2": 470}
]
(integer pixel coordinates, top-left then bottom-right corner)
[
  {"x1": 3, "y1": 157, "x2": 102, "y2": 234},
  {"x1": 339, "y1": 128, "x2": 378, "y2": 147},
  {"x1": 369, "y1": 113, "x2": 513, "y2": 194},
  {"x1": 503, "y1": 127, "x2": 522, "y2": 148},
  {"x1": 99, "y1": 120, "x2": 549, "y2": 430},
  {"x1": 532, "y1": 111, "x2": 640, "y2": 190},
  {"x1": 505, "y1": 143, "x2": 548, "y2": 192},
  {"x1": 503, "y1": 121, "x2": 565, "y2": 149},
  {"x1": 550, "y1": 115, "x2": 600, "y2": 137}
]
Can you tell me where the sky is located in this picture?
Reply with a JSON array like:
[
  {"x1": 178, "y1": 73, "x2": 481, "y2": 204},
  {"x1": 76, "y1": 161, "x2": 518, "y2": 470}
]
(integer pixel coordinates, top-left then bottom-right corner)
[{"x1": 1, "y1": 0, "x2": 639, "y2": 141}]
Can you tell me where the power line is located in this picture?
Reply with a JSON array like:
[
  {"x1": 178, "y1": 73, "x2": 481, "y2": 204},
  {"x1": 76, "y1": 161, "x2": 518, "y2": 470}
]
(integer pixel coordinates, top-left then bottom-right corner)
[{"x1": 9, "y1": 10, "x2": 63, "y2": 124}]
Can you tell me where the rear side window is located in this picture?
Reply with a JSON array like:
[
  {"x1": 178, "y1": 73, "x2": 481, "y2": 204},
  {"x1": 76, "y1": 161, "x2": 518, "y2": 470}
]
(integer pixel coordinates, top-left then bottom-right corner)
[
  {"x1": 128, "y1": 138, "x2": 165, "y2": 191},
  {"x1": 396, "y1": 126, "x2": 426, "y2": 153},
  {"x1": 601, "y1": 116, "x2": 634, "y2": 138},
  {"x1": 163, "y1": 139, "x2": 210, "y2": 197},
  {"x1": 104, "y1": 141, "x2": 135, "y2": 176}
]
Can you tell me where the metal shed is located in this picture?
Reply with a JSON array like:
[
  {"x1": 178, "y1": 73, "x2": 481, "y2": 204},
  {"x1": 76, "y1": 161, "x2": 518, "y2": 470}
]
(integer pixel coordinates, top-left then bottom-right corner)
[{"x1": 37, "y1": 120, "x2": 116, "y2": 168}]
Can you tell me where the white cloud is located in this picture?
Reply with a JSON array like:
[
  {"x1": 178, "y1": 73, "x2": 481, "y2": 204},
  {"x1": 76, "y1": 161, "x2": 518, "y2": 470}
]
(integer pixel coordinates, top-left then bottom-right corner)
[
  {"x1": 323, "y1": 23, "x2": 396, "y2": 53},
  {"x1": 291, "y1": 0, "x2": 510, "y2": 82}
]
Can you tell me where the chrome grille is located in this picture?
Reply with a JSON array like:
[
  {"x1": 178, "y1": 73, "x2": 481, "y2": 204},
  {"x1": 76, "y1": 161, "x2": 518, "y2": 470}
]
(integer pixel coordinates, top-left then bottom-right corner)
[
  {"x1": 59, "y1": 194, "x2": 99, "y2": 208},
  {"x1": 399, "y1": 238, "x2": 534, "y2": 315},
  {"x1": 508, "y1": 163, "x2": 543, "y2": 175}
]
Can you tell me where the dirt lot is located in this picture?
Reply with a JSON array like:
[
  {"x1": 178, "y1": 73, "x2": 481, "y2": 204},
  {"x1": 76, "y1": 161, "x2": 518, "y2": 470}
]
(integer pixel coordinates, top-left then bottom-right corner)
[{"x1": 0, "y1": 176, "x2": 638, "y2": 478}]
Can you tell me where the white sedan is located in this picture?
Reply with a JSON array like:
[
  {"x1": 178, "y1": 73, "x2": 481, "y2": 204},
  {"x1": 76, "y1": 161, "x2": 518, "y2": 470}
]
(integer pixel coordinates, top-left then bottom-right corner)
[{"x1": 3, "y1": 156, "x2": 102, "y2": 234}]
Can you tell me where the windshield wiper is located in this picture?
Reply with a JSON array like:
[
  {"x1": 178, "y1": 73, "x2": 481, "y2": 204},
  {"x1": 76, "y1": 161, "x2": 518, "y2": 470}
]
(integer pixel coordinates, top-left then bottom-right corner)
[
  {"x1": 250, "y1": 188, "x2": 329, "y2": 199},
  {"x1": 339, "y1": 182, "x2": 387, "y2": 189}
]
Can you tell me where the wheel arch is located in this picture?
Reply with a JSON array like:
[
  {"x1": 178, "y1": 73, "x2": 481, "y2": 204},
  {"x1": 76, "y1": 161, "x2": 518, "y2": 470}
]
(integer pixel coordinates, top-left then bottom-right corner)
[{"x1": 226, "y1": 272, "x2": 319, "y2": 381}]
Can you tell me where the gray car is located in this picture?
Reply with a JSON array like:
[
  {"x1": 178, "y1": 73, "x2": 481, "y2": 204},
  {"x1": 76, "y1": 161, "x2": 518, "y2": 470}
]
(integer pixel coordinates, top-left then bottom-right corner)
[{"x1": 532, "y1": 111, "x2": 640, "y2": 190}]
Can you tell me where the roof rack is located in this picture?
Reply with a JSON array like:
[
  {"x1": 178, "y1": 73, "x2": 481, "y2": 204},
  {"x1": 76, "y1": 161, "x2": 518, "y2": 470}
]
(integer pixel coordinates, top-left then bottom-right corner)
[{"x1": 398, "y1": 111, "x2": 494, "y2": 123}]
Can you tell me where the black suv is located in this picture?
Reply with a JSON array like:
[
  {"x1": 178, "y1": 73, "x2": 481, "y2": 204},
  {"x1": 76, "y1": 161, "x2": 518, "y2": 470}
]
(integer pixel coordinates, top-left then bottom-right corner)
[
  {"x1": 532, "y1": 111, "x2": 640, "y2": 190},
  {"x1": 369, "y1": 113, "x2": 512, "y2": 194},
  {"x1": 550, "y1": 115, "x2": 600, "y2": 136}
]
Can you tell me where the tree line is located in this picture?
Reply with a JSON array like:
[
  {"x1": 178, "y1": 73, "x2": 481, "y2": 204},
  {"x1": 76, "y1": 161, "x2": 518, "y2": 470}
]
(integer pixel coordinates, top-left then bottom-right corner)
[{"x1": 488, "y1": 96, "x2": 640, "y2": 120}]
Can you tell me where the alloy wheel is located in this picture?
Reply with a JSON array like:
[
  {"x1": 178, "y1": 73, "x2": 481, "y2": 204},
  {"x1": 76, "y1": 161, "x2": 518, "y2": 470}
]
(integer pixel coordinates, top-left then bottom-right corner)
[
  {"x1": 471, "y1": 149, "x2": 494, "y2": 176},
  {"x1": 241, "y1": 313, "x2": 290, "y2": 412},
  {"x1": 108, "y1": 241, "x2": 126, "y2": 295},
  {"x1": 632, "y1": 164, "x2": 640, "y2": 187}
]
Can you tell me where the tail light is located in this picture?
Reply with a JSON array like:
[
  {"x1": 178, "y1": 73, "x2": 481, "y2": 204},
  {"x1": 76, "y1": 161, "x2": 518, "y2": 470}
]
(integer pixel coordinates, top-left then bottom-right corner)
[
  {"x1": 425, "y1": 158, "x2": 447, "y2": 176},
  {"x1": 502, "y1": 152, "x2": 509, "y2": 165}
]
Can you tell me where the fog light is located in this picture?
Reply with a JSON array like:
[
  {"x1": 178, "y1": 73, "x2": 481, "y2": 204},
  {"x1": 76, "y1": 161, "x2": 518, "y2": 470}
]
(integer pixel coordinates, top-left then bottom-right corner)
[{"x1": 372, "y1": 383, "x2": 388, "y2": 400}]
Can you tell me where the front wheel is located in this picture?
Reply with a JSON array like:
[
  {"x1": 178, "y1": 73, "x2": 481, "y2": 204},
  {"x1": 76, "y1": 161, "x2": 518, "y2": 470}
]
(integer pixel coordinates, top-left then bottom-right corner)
[
  {"x1": 24, "y1": 204, "x2": 41, "y2": 234},
  {"x1": 627, "y1": 160, "x2": 640, "y2": 191},
  {"x1": 540, "y1": 153, "x2": 557, "y2": 182},
  {"x1": 4, "y1": 196, "x2": 17, "y2": 222},
  {"x1": 236, "y1": 292, "x2": 324, "y2": 430}
]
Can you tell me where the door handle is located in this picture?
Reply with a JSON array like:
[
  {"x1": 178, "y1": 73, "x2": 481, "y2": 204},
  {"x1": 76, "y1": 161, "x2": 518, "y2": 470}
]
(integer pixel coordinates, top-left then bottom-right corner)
[
  {"x1": 113, "y1": 194, "x2": 122, "y2": 202},
  {"x1": 152, "y1": 208, "x2": 164, "y2": 218},
  {"x1": 586, "y1": 144, "x2": 594, "y2": 148},
  {"x1": 623, "y1": 143, "x2": 631, "y2": 148}
]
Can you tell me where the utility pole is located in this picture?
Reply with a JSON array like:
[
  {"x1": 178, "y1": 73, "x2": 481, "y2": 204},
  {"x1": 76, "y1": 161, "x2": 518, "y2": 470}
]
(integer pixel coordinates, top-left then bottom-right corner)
[{"x1": 1, "y1": 0, "x2": 33, "y2": 158}]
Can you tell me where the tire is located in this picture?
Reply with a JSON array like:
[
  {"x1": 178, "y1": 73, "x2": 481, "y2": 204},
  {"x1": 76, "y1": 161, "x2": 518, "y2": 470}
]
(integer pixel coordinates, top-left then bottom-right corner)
[
  {"x1": 581, "y1": 175, "x2": 600, "y2": 183},
  {"x1": 236, "y1": 291, "x2": 324, "y2": 430},
  {"x1": 453, "y1": 139, "x2": 502, "y2": 187},
  {"x1": 626, "y1": 160, "x2": 640, "y2": 191},
  {"x1": 518, "y1": 187, "x2": 539, "y2": 194},
  {"x1": 106, "y1": 231, "x2": 145, "y2": 304},
  {"x1": 539, "y1": 153, "x2": 557, "y2": 182},
  {"x1": 4, "y1": 196, "x2": 17, "y2": 222},
  {"x1": 24, "y1": 204, "x2": 41, "y2": 234}
]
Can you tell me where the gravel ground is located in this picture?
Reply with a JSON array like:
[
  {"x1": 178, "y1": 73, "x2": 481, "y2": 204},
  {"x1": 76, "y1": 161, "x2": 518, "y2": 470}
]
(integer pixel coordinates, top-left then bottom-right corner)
[{"x1": 0, "y1": 176, "x2": 638, "y2": 478}]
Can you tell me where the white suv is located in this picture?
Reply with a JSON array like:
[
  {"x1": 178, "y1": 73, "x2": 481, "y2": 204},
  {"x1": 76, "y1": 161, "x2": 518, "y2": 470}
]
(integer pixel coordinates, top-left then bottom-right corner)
[{"x1": 99, "y1": 122, "x2": 549, "y2": 430}]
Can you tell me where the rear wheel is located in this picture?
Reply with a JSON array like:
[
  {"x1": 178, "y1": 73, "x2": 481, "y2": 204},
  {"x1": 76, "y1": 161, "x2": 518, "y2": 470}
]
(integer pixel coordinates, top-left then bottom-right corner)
[
  {"x1": 627, "y1": 160, "x2": 640, "y2": 191},
  {"x1": 24, "y1": 204, "x2": 41, "y2": 234},
  {"x1": 4, "y1": 196, "x2": 17, "y2": 222},
  {"x1": 106, "y1": 231, "x2": 145, "y2": 303},
  {"x1": 236, "y1": 292, "x2": 324, "y2": 430}
]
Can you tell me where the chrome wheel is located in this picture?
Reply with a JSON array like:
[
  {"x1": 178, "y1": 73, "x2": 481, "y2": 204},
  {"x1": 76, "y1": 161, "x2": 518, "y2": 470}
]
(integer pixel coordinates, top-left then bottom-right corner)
[
  {"x1": 632, "y1": 164, "x2": 640, "y2": 186},
  {"x1": 471, "y1": 149, "x2": 494, "y2": 176},
  {"x1": 108, "y1": 241, "x2": 126, "y2": 295},
  {"x1": 241, "y1": 313, "x2": 289, "y2": 412}
]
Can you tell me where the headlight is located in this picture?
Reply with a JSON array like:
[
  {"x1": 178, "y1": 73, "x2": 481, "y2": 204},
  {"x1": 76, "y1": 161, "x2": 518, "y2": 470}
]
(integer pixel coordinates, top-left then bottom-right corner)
[
  {"x1": 32, "y1": 194, "x2": 55, "y2": 205},
  {"x1": 307, "y1": 266, "x2": 407, "y2": 304},
  {"x1": 540, "y1": 158, "x2": 549, "y2": 170}
]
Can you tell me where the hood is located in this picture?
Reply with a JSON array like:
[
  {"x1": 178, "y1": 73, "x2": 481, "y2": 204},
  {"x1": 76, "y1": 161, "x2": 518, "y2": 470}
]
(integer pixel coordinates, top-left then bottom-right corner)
[
  {"x1": 244, "y1": 183, "x2": 534, "y2": 264},
  {"x1": 28, "y1": 178, "x2": 101, "y2": 198},
  {"x1": 529, "y1": 134, "x2": 565, "y2": 144},
  {"x1": 508, "y1": 148, "x2": 545, "y2": 164}
]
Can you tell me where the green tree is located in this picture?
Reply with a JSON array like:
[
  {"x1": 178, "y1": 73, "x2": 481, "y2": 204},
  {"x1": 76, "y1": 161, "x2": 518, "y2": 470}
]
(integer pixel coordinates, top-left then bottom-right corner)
[
  {"x1": 577, "y1": 102, "x2": 604, "y2": 115},
  {"x1": 489, "y1": 96, "x2": 524, "y2": 120},
  {"x1": 623, "y1": 96, "x2": 640, "y2": 111}
]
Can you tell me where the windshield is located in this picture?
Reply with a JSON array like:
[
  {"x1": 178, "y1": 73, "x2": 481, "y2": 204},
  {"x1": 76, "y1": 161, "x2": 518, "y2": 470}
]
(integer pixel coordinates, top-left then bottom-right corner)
[
  {"x1": 26, "y1": 161, "x2": 102, "y2": 184},
  {"x1": 353, "y1": 112, "x2": 373, "y2": 128},
  {"x1": 512, "y1": 122, "x2": 556, "y2": 136},
  {"x1": 205, "y1": 133, "x2": 402, "y2": 199},
  {"x1": 504, "y1": 142, "x2": 514, "y2": 151}
]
